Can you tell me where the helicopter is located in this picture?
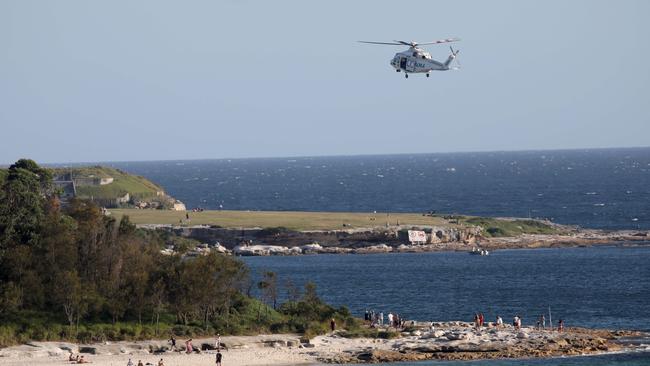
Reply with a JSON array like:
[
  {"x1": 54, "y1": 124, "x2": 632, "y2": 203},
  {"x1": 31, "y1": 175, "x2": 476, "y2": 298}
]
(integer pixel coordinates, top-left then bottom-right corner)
[{"x1": 358, "y1": 38, "x2": 461, "y2": 78}]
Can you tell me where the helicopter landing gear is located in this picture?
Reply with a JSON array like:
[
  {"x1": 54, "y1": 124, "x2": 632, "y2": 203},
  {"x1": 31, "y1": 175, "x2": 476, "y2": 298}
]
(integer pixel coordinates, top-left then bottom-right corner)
[
  {"x1": 426, "y1": 73, "x2": 430, "y2": 78},
  {"x1": 405, "y1": 73, "x2": 408, "y2": 79},
  {"x1": 396, "y1": 69, "x2": 400, "y2": 72}
]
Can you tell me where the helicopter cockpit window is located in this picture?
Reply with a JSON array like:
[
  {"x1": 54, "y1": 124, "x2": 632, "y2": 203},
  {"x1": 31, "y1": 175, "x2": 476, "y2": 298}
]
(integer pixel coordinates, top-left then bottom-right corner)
[{"x1": 412, "y1": 52, "x2": 418, "y2": 57}]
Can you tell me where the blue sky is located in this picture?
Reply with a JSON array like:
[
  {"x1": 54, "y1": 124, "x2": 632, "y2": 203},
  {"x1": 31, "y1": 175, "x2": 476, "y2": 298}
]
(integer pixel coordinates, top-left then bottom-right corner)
[{"x1": 1, "y1": 0, "x2": 649, "y2": 164}]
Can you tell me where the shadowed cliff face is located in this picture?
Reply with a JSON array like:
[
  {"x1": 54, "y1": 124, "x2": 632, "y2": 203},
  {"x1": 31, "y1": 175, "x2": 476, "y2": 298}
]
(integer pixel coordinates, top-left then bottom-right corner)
[{"x1": 166, "y1": 226, "x2": 482, "y2": 249}]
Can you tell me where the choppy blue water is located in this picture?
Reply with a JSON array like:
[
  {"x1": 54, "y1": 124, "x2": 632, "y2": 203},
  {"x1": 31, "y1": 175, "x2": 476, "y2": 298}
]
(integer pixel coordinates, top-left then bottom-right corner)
[
  {"x1": 242, "y1": 247, "x2": 650, "y2": 365},
  {"x1": 242, "y1": 247, "x2": 650, "y2": 332},
  {"x1": 107, "y1": 148, "x2": 650, "y2": 230}
]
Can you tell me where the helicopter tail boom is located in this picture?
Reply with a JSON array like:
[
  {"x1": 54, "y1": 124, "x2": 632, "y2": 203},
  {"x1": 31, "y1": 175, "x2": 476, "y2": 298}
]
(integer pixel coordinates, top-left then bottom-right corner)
[{"x1": 443, "y1": 47, "x2": 460, "y2": 69}]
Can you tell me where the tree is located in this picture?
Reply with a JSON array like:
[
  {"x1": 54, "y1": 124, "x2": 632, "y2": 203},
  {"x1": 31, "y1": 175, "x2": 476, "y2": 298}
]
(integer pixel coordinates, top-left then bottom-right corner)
[
  {"x1": 0, "y1": 159, "x2": 52, "y2": 248},
  {"x1": 52, "y1": 270, "x2": 83, "y2": 327},
  {"x1": 149, "y1": 278, "x2": 167, "y2": 335},
  {"x1": 258, "y1": 271, "x2": 278, "y2": 310},
  {"x1": 285, "y1": 279, "x2": 301, "y2": 303},
  {"x1": 303, "y1": 281, "x2": 320, "y2": 304}
]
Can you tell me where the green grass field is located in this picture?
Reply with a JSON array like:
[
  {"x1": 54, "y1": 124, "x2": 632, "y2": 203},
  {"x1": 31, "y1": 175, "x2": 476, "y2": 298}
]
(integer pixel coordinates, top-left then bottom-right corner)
[
  {"x1": 110, "y1": 209, "x2": 458, "y2": 231},
  {"x1": 462, "y1": 217, "x2": 560, "y2": 237},
  {"x1": 110, "y1": 209, "x2": 561, "y2": 235}
]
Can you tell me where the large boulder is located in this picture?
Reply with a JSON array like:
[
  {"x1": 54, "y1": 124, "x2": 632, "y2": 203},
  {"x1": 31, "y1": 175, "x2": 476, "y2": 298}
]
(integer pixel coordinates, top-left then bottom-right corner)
[
  {"x1": 233, "y1": 245, "x2": 291, "y2": 256},
  {"x1": 300, "y1": 243, "x2": 323, "y2": 254}
]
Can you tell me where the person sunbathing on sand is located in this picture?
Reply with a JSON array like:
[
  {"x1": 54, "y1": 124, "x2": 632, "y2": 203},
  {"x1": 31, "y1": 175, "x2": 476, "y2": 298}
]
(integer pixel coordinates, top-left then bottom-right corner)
[{"x1": 77, "y1": 355, "x2": 91, "y2": 363}]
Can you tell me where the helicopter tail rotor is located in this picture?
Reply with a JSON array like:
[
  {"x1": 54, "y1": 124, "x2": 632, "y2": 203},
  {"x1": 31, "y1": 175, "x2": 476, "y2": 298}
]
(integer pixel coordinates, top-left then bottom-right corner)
[{"x1": 445, "y1": 46, "x2": 461, "y2": 70}]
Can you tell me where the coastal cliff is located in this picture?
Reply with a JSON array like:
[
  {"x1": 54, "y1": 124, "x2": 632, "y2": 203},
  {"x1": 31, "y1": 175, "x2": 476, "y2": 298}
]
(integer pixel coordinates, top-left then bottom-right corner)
[{"x1": 138, "y1": 221, "x2": 649, "y2": 256}]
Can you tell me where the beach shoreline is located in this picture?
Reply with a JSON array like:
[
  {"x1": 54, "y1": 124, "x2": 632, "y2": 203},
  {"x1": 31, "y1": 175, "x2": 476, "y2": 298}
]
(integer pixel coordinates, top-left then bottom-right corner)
[{"x1": 1, "y1": 322, "x2": 646, "y2": 366}]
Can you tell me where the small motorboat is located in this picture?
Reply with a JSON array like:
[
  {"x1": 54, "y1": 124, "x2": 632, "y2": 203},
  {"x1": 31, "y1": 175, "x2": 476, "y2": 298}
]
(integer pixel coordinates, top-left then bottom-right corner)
[{"x1": 470, "y1": 247, "x2": 489, "y2": 256}]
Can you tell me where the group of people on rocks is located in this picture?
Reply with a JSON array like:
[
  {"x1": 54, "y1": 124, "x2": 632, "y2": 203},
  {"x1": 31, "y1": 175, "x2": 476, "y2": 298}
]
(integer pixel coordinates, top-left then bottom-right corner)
[
  {"x1": 473, "y1": 312, "x2": 565, "y2": 332},
  {"x1": 365, "y1": 309, "x2": 405, "y2": 328}
]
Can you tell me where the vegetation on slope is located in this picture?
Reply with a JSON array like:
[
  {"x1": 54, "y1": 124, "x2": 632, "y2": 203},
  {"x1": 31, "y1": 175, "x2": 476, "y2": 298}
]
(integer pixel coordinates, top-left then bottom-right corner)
[
  {"x1": 54, "y1": 166, "x2": 163, "y2": 200},
  {"x1": 463, "y1": 217, "x2": 559, "y2": 237},
  {"x1": 0, "y1": 159, "x2": 357, "y2": 346}
]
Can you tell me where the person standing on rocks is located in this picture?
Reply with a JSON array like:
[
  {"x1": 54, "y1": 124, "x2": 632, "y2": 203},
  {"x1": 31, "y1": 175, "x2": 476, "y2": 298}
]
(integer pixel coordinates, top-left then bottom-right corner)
[
  {"x1": 330, "y1": 318, "x2": 336, "y2": 332},
  {"x1": 558, "y1": 319, "x2": 564, "y2": 332},
  {"x1": 474, "y1": 313, "x2": 480, "y2": 330},
  {"x1": 388, "y1": 312, "x2": 394, "y2": 327},
  {"x1": 186, "y1": 338, "x2": 193, "y2": 353},
  {"x1": 215, "y1": 334, "x2": 222, "y2": 351},
  {"x1": 496, "y1": 315, "x2": 503, "y2": 328},
  {"x1": 479, "y1": 313, "x2": 484, "y2": 328},
  {"x1": 541, "y1": 314, "x2": 546, "y2": 329}
]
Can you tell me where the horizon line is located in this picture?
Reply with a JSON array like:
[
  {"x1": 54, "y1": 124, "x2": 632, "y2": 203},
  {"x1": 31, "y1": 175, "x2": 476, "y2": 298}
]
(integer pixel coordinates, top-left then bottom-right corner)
[{"x1": 3, "y1": 145, "x2": 650, "y2": 167}]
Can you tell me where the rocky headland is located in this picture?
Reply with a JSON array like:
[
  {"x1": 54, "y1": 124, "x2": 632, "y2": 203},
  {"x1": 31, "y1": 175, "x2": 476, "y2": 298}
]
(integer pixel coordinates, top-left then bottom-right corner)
[
  {"x1": 144, "y1": 222, "x2": 650, "y2": 257},
  {"x1": 314, "y1": 322, "x2": 648, "y2": 363}
]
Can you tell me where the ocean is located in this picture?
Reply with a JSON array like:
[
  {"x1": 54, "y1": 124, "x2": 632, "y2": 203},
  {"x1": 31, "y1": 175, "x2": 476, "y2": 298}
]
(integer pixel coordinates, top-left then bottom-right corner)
[
  {"x1": 104, "y1": 148, "x2": 650, "y2": 364},
  {"x1": 108, "y1": 147, "x2": 650, "y2": 230},
  {"x1": 240, "y1": 247, "x2": 650, "y2": 365}
]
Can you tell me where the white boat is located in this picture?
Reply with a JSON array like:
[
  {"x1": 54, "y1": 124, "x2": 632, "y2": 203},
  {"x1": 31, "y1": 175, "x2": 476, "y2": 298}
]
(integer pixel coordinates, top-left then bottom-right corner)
[{"x1": 470, "y1": 247, "x2": 489, "y2": 256}]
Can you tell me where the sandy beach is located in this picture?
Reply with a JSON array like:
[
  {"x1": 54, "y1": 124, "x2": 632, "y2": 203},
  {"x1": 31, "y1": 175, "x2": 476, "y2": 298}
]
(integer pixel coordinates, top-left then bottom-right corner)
[{"x1": 0, "y1": 335, "x2": 315, "y2": 366}]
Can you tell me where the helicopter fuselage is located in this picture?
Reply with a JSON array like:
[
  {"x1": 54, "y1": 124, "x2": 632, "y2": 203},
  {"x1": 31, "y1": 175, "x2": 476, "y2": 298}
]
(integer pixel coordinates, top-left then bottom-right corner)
[{"x1": 390, "y1": 47, "x2": 449, "y2": 74}]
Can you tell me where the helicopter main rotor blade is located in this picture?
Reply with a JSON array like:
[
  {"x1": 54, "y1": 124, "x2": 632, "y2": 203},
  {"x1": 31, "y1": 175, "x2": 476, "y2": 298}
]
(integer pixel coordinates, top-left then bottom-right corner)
[
  {"x1": 357, "y1": 41, "x2": 403, "y2": 45},
  {"x1": 417, "y1": 38, "x2": 461, "y2": 46},
  {"x1": 393, "y1": 40, "x2": 414, "y2": 46}
]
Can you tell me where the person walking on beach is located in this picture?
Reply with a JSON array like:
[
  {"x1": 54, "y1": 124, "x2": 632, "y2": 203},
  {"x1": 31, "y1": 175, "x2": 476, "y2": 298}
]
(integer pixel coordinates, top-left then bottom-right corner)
[
  {"x1": 185, "y1": 338, "x2": 193, "y2": 353},
  {"x1": 215, "y1": 334, "x2": 222, "y2": 351},
  {"x1": 126, "y1": 359, "x2": 134, "y2": 366},
  {"x1": 216, "y1": 351, "x2": 223, "y2": 366},
  {"x1": 158, "y1": 358, "x2": 165, "y2": 366},
  {"x1": 169, "y1": 335, "x2": 177, "y2": 351}
]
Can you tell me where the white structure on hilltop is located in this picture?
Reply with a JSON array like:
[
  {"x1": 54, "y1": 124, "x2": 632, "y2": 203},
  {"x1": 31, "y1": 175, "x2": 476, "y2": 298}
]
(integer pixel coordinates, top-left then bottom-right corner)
[{"x1": 172, "y1": 200, "x2": 187, "y2": 211}]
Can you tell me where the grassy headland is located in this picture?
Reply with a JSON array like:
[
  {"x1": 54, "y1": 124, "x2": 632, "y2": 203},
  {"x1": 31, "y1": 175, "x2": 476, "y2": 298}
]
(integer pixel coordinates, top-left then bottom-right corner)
[
  {"x1": 110, "y1": 208, "x2": 562, "y2": 237},
  {"x1": 109, "y1": 209, "x2": 459, "y2": 231},
  {"x1": 53, "y1": 166, "x2": 163, "y2": 200}
]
